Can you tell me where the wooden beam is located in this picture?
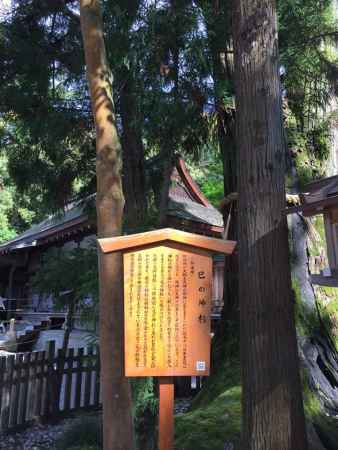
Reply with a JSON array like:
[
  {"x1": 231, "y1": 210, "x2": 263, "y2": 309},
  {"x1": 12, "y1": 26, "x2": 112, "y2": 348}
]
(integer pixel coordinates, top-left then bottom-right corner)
[
  {"x1": 286, "y1": 194, "x2": 338, "y2": 216},
  {"x1": 311, "y1": 273, "x2": 338, "y2": 287},
  {"x1": 98, "y1": 228, "x2": 236, "y2": 255}
]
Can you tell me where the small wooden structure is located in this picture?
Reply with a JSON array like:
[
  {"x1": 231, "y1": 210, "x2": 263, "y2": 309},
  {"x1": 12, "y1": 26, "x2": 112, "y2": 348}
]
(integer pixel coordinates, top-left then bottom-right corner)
[
  {"x1": 287, "y1": 175, "x2": 338, "y2": 287},
  {"x1": 98, "y1": 228, "x2": 236, "y2": 450}
]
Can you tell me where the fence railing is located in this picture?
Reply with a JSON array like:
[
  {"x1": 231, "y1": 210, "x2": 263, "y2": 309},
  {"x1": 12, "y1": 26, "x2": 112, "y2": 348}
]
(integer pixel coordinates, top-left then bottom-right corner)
[{"x1": 0, "y1": 341, "x2": 101, "y2": 433}]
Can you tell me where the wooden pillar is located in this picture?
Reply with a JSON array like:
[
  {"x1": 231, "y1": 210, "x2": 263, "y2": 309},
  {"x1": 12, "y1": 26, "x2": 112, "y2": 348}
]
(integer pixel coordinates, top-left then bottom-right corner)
[
  {"x1": 159, "y1": 377, "x2": 174, "y2": 450},
  {"x1": 6, "y1": 265, "x2": 16, "y2": 320}
]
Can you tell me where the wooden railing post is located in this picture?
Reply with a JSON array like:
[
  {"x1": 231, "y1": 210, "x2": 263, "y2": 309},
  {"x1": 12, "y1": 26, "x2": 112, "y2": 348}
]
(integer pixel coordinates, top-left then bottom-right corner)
[
  {"x1": 44, "y1": 340, "x2": 58, "y2": 420},
  {"x1": 0, "y1": 343, "x2": 101, "y2": 432},
  {"x1": 2, "y1": 355, "x2": 14, "y2": 431}
]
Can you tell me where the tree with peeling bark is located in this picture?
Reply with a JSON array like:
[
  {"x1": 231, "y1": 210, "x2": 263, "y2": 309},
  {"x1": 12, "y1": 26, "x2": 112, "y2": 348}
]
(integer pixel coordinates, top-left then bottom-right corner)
[
  {"x1": 233, "y1": 2, "x2": 308, "y2": 450},
  {"x1": 79, "y1": 2, "x2": 136, "y2": 450}
]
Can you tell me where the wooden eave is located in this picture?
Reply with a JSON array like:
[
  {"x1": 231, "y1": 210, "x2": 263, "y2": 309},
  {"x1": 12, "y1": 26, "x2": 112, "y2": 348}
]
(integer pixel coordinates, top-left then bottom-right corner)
[
  {"x1": 98, "y1": 228, "x2": 236, "y2": 255},
  {"x1": 0, "y1": 215, "x2": 91, "y2": 255},
  {"x1": 311, "y1": 274, "x2": 338, "y2": 287},
  {"x1": 286, "y1": 194, "x2": 338, "y2": 217},
  {"x1": 166, "y1": 216, "x2": 223, "y2": 237}
]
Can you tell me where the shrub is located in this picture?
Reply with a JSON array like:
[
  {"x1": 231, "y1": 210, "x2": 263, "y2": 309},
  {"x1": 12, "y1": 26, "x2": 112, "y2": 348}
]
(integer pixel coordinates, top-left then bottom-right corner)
[
  {"x1": 131, "y1": 377, "x2": 158, "y2": 449},
  {"x1": 56, "y1": 415, "x2": 102, "y2": 450}
]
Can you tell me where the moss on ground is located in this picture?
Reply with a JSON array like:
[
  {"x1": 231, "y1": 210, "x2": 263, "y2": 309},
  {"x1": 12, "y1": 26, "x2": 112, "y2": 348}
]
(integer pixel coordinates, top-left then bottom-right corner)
[
  {"x1": 293, "y1": 277, "x2": 319, "y2": 337},
  {"x1": 307, "y1": 216, "x2": 326, "y2": 259},
  {"x1": 176, "y1": 323, "x2": 241, "y2": 450},
  {"x1": 303, "y1": 380, "x2": 338, "y2": 449},
  {"x1": 175, "y1": 358, "x2": 241, "y2": 450},
  {"x1": 317, "y1": 286, "x2": 338, "y2": 349}
]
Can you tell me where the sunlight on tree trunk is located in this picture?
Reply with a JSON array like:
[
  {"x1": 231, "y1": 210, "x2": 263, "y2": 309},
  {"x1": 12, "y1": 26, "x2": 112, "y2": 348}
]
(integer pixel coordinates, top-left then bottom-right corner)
[
  {"x1": 79, "y1": 1, "x2": 136, "y2": 449},
  {"x1": 233, "y1": 1, "x2": 308, "y2": 449}
]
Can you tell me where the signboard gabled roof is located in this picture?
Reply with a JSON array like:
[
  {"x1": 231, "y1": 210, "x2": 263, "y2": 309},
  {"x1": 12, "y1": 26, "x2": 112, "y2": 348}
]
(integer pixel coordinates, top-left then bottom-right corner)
[{"x1": 98, "y1": 228, "x2": 236, "y2": 255}]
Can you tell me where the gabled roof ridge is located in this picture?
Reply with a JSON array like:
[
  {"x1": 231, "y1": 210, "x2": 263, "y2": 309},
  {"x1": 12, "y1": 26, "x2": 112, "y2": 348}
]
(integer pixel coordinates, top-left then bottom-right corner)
[{"x1": 175, "y1": 156, "x2": 211, "y2": 208}]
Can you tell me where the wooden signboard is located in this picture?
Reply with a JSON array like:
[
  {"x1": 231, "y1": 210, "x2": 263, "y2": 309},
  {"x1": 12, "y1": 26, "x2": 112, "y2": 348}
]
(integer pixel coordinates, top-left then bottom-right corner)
[
  {"x1": 124, "y1": 243, "x2": 212, "y2": 377},
  {"x1": 98, "y1": 228, "x2": 236, "y2": 450}
]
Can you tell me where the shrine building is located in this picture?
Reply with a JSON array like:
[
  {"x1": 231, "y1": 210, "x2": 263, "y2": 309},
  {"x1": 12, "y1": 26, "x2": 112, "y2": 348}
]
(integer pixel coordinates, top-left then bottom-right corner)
[{"x1": 0, "y1": 156, "x2": 226, "y2": 329}]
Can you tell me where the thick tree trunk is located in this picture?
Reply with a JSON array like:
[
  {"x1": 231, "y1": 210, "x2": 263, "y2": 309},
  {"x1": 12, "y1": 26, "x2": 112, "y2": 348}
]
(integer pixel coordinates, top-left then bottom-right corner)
[
  {"x1": 201, "y1": 0, "x2": 239, "y2": 325},
  {"x1": 233, "y1": 2, "x2": 308, "y2": 450},
  {"x1": 79, "y1": 2, "x2": 136, "y2": 450},
  {"x1": 120, "y1": 72, "x2": 147, "y2": 227}
]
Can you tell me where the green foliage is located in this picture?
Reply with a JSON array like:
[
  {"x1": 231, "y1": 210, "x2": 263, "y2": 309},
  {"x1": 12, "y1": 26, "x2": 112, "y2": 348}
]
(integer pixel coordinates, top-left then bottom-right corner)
[
  {"x1": 279, "y1": 0, "x2": 338, "y2": 128},
  {"x1": 199, "y1": 176, "x2": 223, "y2": 207},
  {"x1": 32, "y1": 244, "x2": 99, "y2": 324},
  {"x1": 286, "y1": 117, "x2": 332, "y2": 189},
  {"x1": 131, "y1": 377, "x2": 158, "y2": 447},
  {"x1": 56, "y1": 415, "x2": 102, "y2": 450},
  {"x1": 0, "y1": 0, "x2": 95, "y2": 210},
  {"x1": 0, "y1": 156, "x2": 16, "y2": 243},
  {"x1": 190, "y1": 153, "x2": 224, "y2": 207},
  {"x1": 0, "y1": 154, "x2": 37, "y2": 243},
  {"x1": 0, "y1": 0, "x2": 336, "y2": 221},
  {"x1": 308, "y1": 122, "x2": 332, "y2": 161}
]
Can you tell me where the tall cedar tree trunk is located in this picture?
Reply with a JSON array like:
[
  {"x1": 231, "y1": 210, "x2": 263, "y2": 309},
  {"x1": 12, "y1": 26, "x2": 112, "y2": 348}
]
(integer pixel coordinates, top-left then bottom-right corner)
[
  {"x1": 79, "y1": 3, "x2": 136, "y2": 450},
  {"x1": 121, "y1": 72, "x2": 147, "y2": 227},
  {"x1": 233, "y1": 2, "x2": 308, "y2": 450},
  {"x1": 209, "y1": 26, "x2": 238, "y2": 324},
  {"x1": 159, "y1": 0, "x2": 181, "y2": 223},
  {"x1": 200, "y1": 0, "x2": 238, "y2": 332}
]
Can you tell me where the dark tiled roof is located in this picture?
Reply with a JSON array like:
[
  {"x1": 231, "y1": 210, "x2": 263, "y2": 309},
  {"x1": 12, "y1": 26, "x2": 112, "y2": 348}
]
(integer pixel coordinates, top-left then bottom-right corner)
[
  {"x1": 0, "y1": 157, "x2": 224, "y2": 254},
  {"x1": 0, "y1": 198, "x2": 93, "y2": 254},
  {"x1": 167, "y1": 197, "x2": 223, "y2": 228}
]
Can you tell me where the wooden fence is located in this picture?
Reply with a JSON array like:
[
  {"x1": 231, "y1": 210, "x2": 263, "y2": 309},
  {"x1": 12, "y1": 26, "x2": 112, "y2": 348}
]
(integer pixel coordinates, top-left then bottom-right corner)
[{"x1": 0, "y1": 341, "x2": 101, "y2": 433}]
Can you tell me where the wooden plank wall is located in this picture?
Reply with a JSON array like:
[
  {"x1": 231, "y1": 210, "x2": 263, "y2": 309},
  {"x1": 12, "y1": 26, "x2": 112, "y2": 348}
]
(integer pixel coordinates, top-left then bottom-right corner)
[{"x1": 0, "y1": 341, "x2": 101, "y2": 433}]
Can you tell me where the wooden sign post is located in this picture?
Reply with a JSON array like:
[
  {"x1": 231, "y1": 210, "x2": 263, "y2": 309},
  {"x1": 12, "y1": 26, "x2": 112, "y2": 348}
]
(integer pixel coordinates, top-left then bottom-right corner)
[{"x1": 98, "y1": 228, "x2": 236, "y2": 450}]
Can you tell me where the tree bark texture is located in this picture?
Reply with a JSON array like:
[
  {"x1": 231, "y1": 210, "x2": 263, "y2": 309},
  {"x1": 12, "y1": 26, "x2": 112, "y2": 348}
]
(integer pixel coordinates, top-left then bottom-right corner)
[
  {"x1": 198, "y1": 0, "x2": 240, "y2": 365},
  {"x1": 201, "y1": 0, "x2": 239, "y2": 323},
  {"x1": 79, "y1": 2, "x2": 136, "y2": 450},
  {"x1": 233, "y1": 2, "x2": 308, "y2": 450},
  {"x1": 120, "y1": 72, "x2": 147, "y2": 227}
]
